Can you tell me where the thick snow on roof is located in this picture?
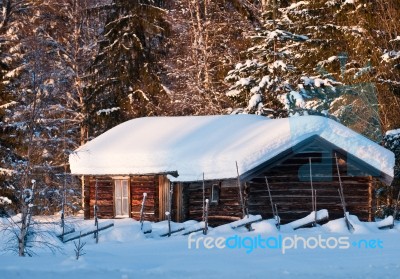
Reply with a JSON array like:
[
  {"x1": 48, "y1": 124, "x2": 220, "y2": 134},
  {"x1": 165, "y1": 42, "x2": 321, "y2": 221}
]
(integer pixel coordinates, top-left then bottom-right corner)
[{"x1": 69, "y1": 115, "x2": 394, "y2": 182}]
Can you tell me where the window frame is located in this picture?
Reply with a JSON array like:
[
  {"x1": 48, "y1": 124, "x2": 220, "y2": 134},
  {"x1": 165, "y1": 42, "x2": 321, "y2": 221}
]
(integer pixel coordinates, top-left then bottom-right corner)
[{"x1": 210, "y1": 183, "x2": 220, "y2": 205}]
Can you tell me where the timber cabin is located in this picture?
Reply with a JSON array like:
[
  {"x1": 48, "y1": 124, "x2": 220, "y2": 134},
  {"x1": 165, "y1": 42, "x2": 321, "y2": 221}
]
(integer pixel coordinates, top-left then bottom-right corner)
[{"x1": 69, "y1": 115, "x2": 395, "y2": 225}]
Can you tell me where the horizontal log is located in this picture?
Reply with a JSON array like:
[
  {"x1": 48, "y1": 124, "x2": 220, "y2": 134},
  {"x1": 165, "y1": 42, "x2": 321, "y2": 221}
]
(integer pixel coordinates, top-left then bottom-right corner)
[
  {"x1": 89, "y1": 200, "x2": 113, "y2": 206},
  {"x1": 189, "y1": 211, "x2": 241, "y2": 217},
  {"x1": 131, "y1": 185, "x2": 156, "y2": 190},
  {"x1": 248, "y1": 182, "x2": 370, "y2": 188},
  {"x1": 208, "y1": 216, "x2": 241, "y2": 221},
  {"x1": 248, "y1": 196, "x2": 368, "y2": 202},
  {"x1": 131, "y1": 200, "x2": 155, "y2": 207},
  {"x1": 131, "y1": 207, "x2": 155, "y2": 213},
  {"x1": 248, "y1": 189, "x2": 368, "y2": 195},
  {"x1": 250, "y1": 176, "x2": 372, "y2": 183},
  {"x1": 62, "y1": 222, "x2": 114, "y2": 243}
]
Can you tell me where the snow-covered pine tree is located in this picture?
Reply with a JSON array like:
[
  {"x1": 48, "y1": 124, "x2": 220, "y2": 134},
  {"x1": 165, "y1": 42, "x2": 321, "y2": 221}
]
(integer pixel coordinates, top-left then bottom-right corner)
[
  {"x1": 224, "y1": 1, "x2": 315, "y2": 118},
  {"x1": 0, "y1": 0, "x2": 35, "y2": 217},
  {"x1": 84, "y1": 0, "x2": 170, "y2": 137},
  {"x1": 375, "y1": 128, "x2": 400, "y2": 219},
  {"x1": 384, "y1": 129, "x2": 400, "y2": 181},
  {"x1": 224, "y1": 0, "x2": 391, "y2": 133},
  {"x1": 0, "y1": 0, "x2": 83, "y2": 217}
]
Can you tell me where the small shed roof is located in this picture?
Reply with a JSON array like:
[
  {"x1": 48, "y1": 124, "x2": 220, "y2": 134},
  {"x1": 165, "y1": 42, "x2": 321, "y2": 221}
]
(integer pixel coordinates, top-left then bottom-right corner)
[{"x1": 69, "y1": 115, "x2": 395, "y2": 183}]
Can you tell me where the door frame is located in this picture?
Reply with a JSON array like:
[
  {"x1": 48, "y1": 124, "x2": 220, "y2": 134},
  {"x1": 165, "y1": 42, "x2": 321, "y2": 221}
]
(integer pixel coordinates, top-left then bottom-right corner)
[{"x1": 113, "y1": 177, "x2": 131, "y2": 218}]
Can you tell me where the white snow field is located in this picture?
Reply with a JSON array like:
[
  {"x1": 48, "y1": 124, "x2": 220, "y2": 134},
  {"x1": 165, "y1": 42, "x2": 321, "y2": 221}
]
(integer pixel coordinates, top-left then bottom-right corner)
[{"x1": 1, "y1": 215, "x2": 400, "y2": 279}]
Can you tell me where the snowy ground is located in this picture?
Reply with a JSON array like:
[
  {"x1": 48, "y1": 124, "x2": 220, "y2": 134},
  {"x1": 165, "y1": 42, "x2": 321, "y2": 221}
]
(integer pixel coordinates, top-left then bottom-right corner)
[{"x1": 1, "y1": 215, "x2": 400, "y2": 279}]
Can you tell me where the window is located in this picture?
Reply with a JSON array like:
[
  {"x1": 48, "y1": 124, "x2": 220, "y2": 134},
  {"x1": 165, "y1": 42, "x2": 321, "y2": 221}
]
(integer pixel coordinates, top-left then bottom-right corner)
[
  {"x1": 211, "y1": 184, "x2": 220, "y2": 204},
  {"x1": 114, "y1": 179, "x2": 129, "y2": 217}
]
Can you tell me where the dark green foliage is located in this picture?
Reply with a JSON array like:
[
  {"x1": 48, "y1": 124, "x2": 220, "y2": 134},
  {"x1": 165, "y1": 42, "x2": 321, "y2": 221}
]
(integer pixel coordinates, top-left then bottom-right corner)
[{"x1": 85, "y1": 0, "x2": 170, "y2": 136}]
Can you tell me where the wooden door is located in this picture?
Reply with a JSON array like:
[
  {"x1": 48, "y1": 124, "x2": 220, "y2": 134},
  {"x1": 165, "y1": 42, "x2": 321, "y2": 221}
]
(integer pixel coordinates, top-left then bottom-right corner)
[
  {"x1": 115, "y1": 179, "x2": 129, "y2": 217},
  {"x1": 158, "y1": 176, "x2": 170, "y2": 221}
]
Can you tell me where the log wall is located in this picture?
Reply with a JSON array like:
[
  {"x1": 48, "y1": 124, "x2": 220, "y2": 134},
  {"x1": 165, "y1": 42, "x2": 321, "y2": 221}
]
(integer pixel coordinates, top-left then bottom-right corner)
[
  {"x1": 130, "y1": 175, "x2": 158, "y2": 222},
  {"x1": 84, "y1": 175, "x2": 159, "y2": 221},
  {"x1": 184, "y1": 180, "x2": 243, "y2": 226},
  {"x1": 247, "y1": 151, "x2": 375, "y2": 223},
  {"x1": 87, "y1": 176, "x2": 114, "y2": 219}
]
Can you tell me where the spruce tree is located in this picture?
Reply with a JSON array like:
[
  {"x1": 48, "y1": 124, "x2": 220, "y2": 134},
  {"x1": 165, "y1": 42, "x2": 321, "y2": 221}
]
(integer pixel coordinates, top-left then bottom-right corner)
[{"x1": 85, "y1": 0, "x2": 170, "y2": 136}]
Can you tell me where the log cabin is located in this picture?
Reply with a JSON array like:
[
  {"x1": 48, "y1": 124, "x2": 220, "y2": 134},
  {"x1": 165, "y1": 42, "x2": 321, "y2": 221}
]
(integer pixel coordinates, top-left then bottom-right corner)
[{"x1": 69, "y1": 115, "x2": 395, "y2": 225}]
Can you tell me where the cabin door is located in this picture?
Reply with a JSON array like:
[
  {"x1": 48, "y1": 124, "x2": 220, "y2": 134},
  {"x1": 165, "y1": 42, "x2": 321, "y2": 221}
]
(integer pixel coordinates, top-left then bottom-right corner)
[
  {"x1": 114, "y1": 179, "x2": 129, "y2": 217},
  {"x1": 158, "y1": 176, "x2": 170, "y2": 221}
]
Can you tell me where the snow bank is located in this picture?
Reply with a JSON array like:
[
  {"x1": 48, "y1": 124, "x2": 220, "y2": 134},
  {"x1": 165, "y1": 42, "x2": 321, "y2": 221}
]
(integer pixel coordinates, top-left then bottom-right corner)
[
  {"x1": 229, "y1": 214, "x2": 262, "y2": 229},
  {"x1": 2, "y1": 216, "x2": 400, "y2": 279},
  {"x1": 69, "y1": 115, "x2": 394, "y2": 181},
  {"x1": 288, "y1": 209, "x2": 329, "y2": 229},
  {"x1": 376, "y1": 216, "x2": 394, "y2": 229}
]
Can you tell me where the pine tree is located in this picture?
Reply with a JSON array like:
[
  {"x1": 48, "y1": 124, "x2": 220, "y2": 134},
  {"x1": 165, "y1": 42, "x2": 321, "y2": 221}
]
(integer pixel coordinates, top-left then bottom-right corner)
[
  {"x1": 0, "y1": 0, "x2": 84, "y2": 217},
  {"x1": 85, "y1": 0, "x2": 170, "y2": 136},
  {"x1": 224, "y1": 0, "x2": 393, "y2": 143}
]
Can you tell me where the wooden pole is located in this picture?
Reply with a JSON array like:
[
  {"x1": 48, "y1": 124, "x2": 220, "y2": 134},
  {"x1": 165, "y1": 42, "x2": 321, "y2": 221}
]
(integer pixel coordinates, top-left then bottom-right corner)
[
  {"x1": 314, "y1": 189, "x2": 317, "y2": 225},
  {"x1": 167, "y1": 182, "x2": 173, "y2": 237},
  {"x1": 204, "y1": 199, "x2": 209, "y2": 235},
  {"x1": 94, "y1": 178, "x2": 99, "y2": 242},
  {"x1": 140, "y1": 192, "x2": 147, "y2": 231},
  {"x1": 335, "y1": 153, "x2": 354, "y2": 232},
  {"x1": 265, "y1": 176, "x2": 279, "y2": 230},
  {"x1": 166, "y1": 211, "x2": 171, "y2": 237},
  {"x1": 265, "y1": 176, "x2": 276, "y2": 217},
  {"x1": 236, "y1": 161, "x2": 246, "y2": 218},
  {"x1": 274, "y1": 204, "x2": 280, "y2": 230}
]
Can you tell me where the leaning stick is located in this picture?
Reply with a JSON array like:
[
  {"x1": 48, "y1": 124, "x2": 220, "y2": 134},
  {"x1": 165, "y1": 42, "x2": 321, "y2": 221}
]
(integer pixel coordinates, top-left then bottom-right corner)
[{"x1": 236, "y1": 161, "x2": 246, "y2": 218}]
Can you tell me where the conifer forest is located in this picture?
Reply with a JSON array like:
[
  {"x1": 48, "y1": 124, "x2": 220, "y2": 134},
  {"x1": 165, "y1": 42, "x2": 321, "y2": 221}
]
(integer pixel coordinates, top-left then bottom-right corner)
[{"x1": 0, "y1": 0, "x2": 399, "y2": 218}]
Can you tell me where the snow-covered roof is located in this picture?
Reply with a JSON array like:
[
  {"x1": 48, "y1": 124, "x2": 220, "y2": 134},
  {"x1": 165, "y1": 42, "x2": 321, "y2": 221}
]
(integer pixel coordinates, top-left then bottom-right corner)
[{"x1": 69, "y1": 115, "x2": 395, "y2": 182}]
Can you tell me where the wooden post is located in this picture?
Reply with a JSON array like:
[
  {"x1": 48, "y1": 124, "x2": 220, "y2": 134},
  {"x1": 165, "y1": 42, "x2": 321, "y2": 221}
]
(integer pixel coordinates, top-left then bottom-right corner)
[
  {"x1": 236, "y1": 161, "x2": 246, "y2": 218},
  {"x1": 81, "y1": 175, "x2": 85, "y2": 212},
  {"x1": 169, "y1": 182, "x2": 173, "y2": 219},
  {"x1": 265, "y1": 176, "x2": 279, "y2": 230},
  {"x1": 335, "y1": 154, "x2": 354, "y2": 232},
  {"x1": 314, "y1": 189, "x2": 317, "y2": 225},
  {"x1": 274, "y1": 204, "x2": 280, "y2": 230},
  {"x1": 140, "y1": 193, "x2": 147, "y2": 231},
  {"x1": 368, "y1": 176, "x2": 373, "y2": 222},
  {"x1": 94, "y1": 178, "x2": 99, "y2": 242},
  {"x1": 167, "y1": 182, "x2": 173, "y2": 237},
  {"x1": 95, "y1": 221, "x2": 99, "y2": 243},
  {"x1": 204, "y1": 199, "x2": 209, "y2": 235},
  {"x1": 265, "y1": 176, "x2": 274, "y2": 216},
  {"x1": 166, "y1": 211, "x2": 171, "y2": 237}
]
